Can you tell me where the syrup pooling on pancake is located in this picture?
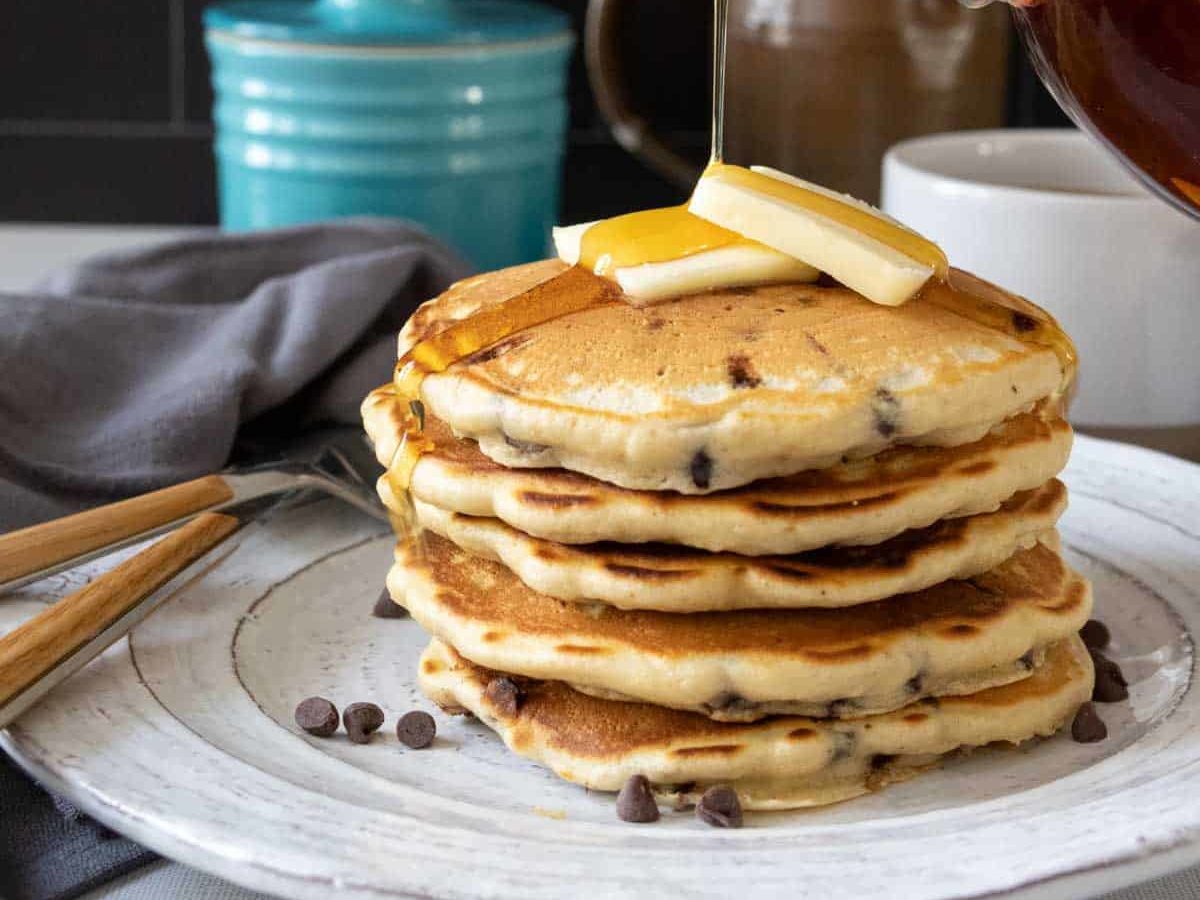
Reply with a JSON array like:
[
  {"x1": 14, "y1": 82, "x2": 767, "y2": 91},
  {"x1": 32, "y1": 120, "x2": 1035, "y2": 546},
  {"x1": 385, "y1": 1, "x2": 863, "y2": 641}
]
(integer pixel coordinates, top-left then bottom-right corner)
[
  {"x1": 578, "y1": 206, "x2": 751, "y2": 275},
  {"x1": 929, "y1": 271, "x2": 1078, "y2": 406},
  {"x1": 386, "y1": 266, "x2": 621, "y2": 531}
]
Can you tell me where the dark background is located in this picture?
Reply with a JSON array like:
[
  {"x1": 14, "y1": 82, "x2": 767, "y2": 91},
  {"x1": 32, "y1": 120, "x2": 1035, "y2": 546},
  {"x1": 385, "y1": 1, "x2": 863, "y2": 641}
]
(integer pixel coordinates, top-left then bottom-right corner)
[{"x1": 0, "y1": 0, "x2": 1069, "y2": 226}]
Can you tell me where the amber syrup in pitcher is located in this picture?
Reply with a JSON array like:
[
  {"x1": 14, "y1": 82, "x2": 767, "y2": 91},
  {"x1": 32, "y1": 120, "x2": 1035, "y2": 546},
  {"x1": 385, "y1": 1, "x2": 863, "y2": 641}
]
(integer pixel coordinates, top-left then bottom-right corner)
[{"x1": 1014, "y1": 0, "x2": 1200, "y2": 215}]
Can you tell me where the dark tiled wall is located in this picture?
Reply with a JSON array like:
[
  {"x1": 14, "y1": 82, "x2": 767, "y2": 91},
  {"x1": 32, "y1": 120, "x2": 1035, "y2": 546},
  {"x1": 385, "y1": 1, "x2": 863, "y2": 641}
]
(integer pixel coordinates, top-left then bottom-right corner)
[{"x1": 0, "y1": 0, "x2": 1066, "y2": 226}]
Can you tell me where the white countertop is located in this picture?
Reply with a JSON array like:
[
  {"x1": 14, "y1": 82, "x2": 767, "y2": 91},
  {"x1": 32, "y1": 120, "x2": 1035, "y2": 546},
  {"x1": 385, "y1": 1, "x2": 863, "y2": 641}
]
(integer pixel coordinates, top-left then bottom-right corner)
[{"x1": 0, "y1": 223, "x2": 204, "y2": 291}]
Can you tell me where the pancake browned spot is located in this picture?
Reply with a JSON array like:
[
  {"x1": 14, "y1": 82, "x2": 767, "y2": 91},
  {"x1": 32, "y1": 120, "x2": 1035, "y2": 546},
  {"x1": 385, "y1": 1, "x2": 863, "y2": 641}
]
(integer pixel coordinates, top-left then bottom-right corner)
[
  {"x1": 1039, "y1": 581, "x2": 1088, "y2": 614},
  {"x1": 802, "y1": 644, "x2": 874, "y2": 662},
  {"x1": 602, "y1": 562, "x2": 698, "y2": 582},
  {"x1": 517, "y1": 491, "x2": 600, "y2": 509},
  {"x1": 957, "y1": 461, "x2": 996, "y2": 476},
  {"x1": 942, "y1": 624, "x2": 981, "y2": 638},
  {"x1": 555, "y1": 644, "x2": 610, "y2": 655},
  {"x1": 750, "y1": 491, "x2": 904, "y2": 518},
  {"x1": 671, "y1": 744, "x2": 744, "y2": 758}
]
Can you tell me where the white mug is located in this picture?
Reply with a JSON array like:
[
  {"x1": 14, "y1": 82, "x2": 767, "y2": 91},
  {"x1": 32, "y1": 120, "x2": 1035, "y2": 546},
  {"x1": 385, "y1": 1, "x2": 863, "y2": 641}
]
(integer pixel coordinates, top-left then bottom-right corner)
[{"x1": 882, "y1": 129, "x2": 1200, "y2": 450}]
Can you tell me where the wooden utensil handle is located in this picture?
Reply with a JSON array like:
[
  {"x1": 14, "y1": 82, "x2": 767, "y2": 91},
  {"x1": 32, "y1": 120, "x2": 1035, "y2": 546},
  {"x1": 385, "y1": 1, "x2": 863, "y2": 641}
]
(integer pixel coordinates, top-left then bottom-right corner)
[
  {"x1": 0, "y1": 475, "x2": 234, "y2": 586},
  {"x1": 0, "y1": 512, "x2": 239, "y2": 714}
]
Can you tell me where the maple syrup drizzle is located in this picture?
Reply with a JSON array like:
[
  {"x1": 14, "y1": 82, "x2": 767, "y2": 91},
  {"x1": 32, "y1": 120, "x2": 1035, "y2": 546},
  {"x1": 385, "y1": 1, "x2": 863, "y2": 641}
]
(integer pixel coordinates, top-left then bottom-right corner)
[
  {"x1": 385, "y1": 266, "x2": 619, "y2": 534},
  {"x1": 923, "y1": 274, "x2": 1079, "y2": 402},
  {"x1": 578, "y1": 205, "x2": 756, "y2": 275}
]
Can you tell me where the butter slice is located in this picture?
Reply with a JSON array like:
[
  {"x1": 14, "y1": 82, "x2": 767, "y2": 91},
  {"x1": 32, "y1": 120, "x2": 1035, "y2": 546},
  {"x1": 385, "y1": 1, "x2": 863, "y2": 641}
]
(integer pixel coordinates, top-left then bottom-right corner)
[
  {"x1": 553, "y1": 221, "x2": 817, "y2": 306},
  {"x1": 690, "y1": 165, "x2": 945, "y2": 306}
]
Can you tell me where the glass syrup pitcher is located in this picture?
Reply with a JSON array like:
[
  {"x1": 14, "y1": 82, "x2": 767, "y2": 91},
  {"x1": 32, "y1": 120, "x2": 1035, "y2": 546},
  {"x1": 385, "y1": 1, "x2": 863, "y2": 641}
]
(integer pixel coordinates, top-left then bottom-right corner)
[{"x1": 967, "y1": 0, "x2": 1200, "y2": 220}]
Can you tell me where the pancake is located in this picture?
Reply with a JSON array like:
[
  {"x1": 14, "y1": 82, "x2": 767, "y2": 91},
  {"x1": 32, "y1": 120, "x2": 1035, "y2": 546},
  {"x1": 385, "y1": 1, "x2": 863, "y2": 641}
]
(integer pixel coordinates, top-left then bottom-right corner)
[
  {"x1": 418, "y1": 635, "x2": 1093, "y2": 810},
  {"x1": 402, "y1": 261, "x2": 1066, "y2": 492},
  {"x1": 405, "y1": 481, "x2": 1065, "y2": 611},
  {"x1": 363, "y1": 385, "x2": 1072, "y2": 555},
  {"x1": 389, "y1": 535, "x2": 1091, "y2": 721}
]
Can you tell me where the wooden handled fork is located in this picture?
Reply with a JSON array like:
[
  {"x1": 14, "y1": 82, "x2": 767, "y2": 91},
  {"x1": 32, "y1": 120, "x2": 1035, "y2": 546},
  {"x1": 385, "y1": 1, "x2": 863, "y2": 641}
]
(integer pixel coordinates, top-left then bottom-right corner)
[
  {"x1": 0, "y1": 502, "x2": 265, "y2": 729},
  {"x1": 0, "y1": 431, "x2": 387, "y2": 728}
]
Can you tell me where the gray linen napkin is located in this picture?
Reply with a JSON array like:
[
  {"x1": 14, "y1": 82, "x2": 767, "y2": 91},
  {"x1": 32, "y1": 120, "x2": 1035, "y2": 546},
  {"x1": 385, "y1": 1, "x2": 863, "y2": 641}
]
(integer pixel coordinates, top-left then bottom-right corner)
[{"x1": 0, "y1": 218, "x2": 471, "y2": 899}]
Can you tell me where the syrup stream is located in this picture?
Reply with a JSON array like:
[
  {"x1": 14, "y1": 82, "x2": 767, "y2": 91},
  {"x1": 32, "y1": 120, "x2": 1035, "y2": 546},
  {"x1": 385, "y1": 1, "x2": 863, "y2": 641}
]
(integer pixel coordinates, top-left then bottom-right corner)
[{"x1": 711, "y1": 0, "x2": 729, "y2": 164}]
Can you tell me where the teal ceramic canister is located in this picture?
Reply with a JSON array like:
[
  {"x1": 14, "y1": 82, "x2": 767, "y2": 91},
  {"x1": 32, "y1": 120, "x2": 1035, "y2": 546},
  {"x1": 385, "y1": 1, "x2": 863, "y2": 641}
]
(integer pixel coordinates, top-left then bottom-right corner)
[{"x1": 205, "y1": 0, "x2": 573, "y2": 270}]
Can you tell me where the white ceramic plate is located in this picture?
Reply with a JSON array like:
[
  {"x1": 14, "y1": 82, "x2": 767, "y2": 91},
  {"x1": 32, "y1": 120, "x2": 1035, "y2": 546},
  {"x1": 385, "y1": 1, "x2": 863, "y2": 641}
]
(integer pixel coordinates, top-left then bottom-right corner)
[{"x1": 2, "y1": 434, "x2": 1198, "y2": 900}]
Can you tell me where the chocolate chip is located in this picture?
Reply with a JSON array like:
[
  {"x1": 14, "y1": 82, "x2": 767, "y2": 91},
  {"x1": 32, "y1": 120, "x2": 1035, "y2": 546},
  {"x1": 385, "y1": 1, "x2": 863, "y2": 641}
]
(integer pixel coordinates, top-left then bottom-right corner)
[
  {"x1": 372, "y1": 588, "x2": 408, "y2": 619},
  {"x1": 1011, "y1": 311, "x2": 1038, "y2": 333},
  {"x1": 1018, "y1": 649, "x2": 1036, "y2": 670},
  {"x1": 485, "y1": 677, "x2": 524, "y2": 718},
  {"x1": 343, "y1": 702, "x2": 385, "y2": 744},
  {"x1": 295, "y1": 697, "x2": 339, "y2": 737},
  {"x1": 463, "y1": 334, "x2": 531, "y2": 365},
  {"x1": 690, "y1": 450, "x2": 713, "y2": 490},
  {"x1": 827, "y1": 698, "x2": 860, "y2": 718},
  {"x1": 804, "y1": 332, "x2": 830, "y2": 356},
  {"x1": 829, "y1": 731, "x2": 857, "y2": 761},
  {"x1": 1071, "y1": 702, "x2": 1108, "y2": 743},
  {"x1": 616, "y1": 774, "x2": 660, "y2": 823},
  {"x1": 1090, "y1": 650, "x2": 1129, "y2": 702},
  {"x1": 396, "y1": 710, "x2": 436, "y2": 749},
  {"x1": 408, "y1": 398, "x2": 426, "y2": 430},
  {"x1": 871, "y1": 753, "x2": 896, "y2": 771},
  {"x1": 726, "y1": 353, "x2": 762, "y2": 389},
  {"x1": 703, "y1": 692, "x2": 757, "y2": 716},
  {"x1": 696, "y1": 785, "x2": 743, "y2": 829},
  {"x1": 503, "y1": 433, "x2": 549, "y2": 455},
  {"x1": 872, "y1": 387, "x2": 900, "y2": 438},
  {"x1": 1080, "y1": 619, "x2": 1111, "y2": 650},
  {"x1": 905, "y1": 674, "x2": 924, "y2": 695}
]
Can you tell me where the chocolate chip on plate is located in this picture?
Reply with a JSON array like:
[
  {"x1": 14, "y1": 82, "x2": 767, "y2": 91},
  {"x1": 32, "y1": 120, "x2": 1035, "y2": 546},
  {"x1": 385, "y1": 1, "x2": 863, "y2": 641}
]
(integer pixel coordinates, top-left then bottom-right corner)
[
  {"x1": 343, "y1": 702, "x2": 385, "y2": 744},
  {"x1": 1072, "y1": 702, "x2": 1108, "y2": 743},
  {"x1": 1090, "y1": 650, "x2": 1129, "y2": 703},
  {"x1": 484, "y1": 677, "x2": 524, "y2": 718},
  {"x1": 372, "y1": 588, "x2": 408, "y2": 619},
  {"x1": 1079, "y1": 619, "x2": 1111, "y2": 650},
  {"x1": 616, "y1": 774, "x2": 660, "y2": 823},
  {"x1": 696, "y1": 785, "x2": 743, "y2": 829},
  {"x1": 295, "y1": 697, "x2": 339, "y2": 737},
  {"x1": 396, "y1": 710, "x2": 437, "y2": 749}
]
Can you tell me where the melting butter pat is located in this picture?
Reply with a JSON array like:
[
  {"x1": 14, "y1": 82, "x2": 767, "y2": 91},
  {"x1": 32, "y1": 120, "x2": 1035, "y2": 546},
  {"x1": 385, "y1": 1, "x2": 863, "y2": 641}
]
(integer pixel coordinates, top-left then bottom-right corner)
[
  {"x1": 690, "y1": 164, "x2": 948, "y2": 306},
  {"x1": 554, "y1": 206, "x2": 817, "y2": 306}
]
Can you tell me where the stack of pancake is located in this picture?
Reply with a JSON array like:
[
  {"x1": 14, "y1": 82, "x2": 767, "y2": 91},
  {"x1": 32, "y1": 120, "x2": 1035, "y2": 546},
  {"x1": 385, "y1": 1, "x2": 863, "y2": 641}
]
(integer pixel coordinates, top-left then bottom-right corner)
[{"x1": 363, "y1": 259, "x2": 1093, "y2": 811}]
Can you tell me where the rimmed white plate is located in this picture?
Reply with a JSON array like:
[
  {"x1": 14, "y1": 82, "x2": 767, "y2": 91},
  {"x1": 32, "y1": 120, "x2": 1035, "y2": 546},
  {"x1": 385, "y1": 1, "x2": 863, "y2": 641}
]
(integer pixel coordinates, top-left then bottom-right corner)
[{"x1": 2, "y1": 434, "x2": 1198, "y2": 900}]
